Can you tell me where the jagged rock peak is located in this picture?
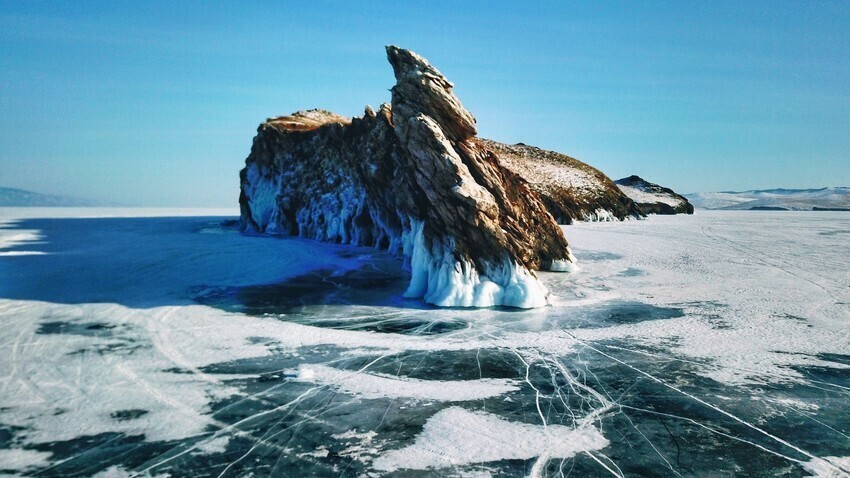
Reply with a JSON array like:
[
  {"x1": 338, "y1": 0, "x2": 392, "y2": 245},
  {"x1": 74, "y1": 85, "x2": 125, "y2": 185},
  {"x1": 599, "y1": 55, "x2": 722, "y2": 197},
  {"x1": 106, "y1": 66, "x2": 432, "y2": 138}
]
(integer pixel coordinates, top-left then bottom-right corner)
[{"x1": 386, "y1": 45, "x2": 477, "y2": 142}]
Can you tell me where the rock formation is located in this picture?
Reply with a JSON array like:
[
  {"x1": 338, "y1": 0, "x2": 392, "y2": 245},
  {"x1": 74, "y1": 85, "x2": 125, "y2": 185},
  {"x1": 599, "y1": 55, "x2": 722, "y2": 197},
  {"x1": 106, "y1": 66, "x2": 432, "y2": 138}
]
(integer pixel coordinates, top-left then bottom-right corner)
[
  {"x1": 239, "y1": 46, "x2": 575, "y2": 308},
  {"x1": 487, "y1": 141, "x2": 644, "y2": 224},
  {"x1": 615, "y1": 175, "x2": 694, "y2": 215}
]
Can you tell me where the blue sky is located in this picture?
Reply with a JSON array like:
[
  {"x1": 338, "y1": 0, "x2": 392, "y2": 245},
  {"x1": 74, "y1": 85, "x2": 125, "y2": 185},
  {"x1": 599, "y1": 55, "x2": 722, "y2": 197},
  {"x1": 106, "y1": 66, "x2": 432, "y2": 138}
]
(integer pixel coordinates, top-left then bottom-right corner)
[{"x1": 1, "y1": 1, "x2": 848, "y2": 206}]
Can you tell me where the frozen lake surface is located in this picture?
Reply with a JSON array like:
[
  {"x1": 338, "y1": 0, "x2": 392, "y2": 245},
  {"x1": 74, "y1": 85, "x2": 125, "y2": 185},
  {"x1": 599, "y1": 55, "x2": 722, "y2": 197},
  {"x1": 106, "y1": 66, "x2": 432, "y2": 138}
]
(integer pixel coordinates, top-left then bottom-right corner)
[{"x1": 1, "y1": 208, "x2": 849, "y2": 477}]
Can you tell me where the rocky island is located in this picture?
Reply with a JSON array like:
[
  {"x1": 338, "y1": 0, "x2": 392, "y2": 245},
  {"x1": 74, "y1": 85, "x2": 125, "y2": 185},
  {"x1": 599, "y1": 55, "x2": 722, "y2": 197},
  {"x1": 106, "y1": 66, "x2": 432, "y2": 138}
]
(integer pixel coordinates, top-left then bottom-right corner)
[
  {"x1": 615, "y1": 175, "x2": 694, "y2": 215},
  {"x1": 239, "y1": 46, "x2": 576, "y2": 308}
]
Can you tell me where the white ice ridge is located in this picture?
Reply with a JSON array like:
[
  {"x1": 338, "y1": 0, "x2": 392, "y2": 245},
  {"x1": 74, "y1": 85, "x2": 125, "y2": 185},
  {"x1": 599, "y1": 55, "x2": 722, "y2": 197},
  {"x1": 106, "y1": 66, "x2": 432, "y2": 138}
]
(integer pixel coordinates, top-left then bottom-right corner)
[
  {"x1": 294, "y1": 364, "x2": 519, "y2": 401},
  {"x1": 372, "y1": 406, "x2": 609, "y2": 472},
  {"x1": 403, "y1": 219, "x2": 550, "y2": 308}
]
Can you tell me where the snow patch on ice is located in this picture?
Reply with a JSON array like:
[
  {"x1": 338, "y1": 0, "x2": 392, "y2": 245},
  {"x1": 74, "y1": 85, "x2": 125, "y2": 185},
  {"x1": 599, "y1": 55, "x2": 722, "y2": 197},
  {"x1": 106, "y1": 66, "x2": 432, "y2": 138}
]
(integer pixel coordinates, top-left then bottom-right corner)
[
  {"x1": 298, "y1": 446, "x2": 330, "y2": 459},
  {"x1": 803, "y1": 456, "x2": 850, "y2": 478},
  {"x1": 0, "y1": 221, "x2": 44, "y2": 255},
  {"x1": 0, "y1": 448, "x2": 52, "y2": 473},
  {"x1": 194, "y1": 435, "x2": 231, "y2": 455},
  {"x1": 767, "y1": 397, "x2": 821, "y2": 413},
  {"x1": 0, "y1": 250, "x2": 47, "y2": 256},
  {"x1": 333, "y1": 429, "x2": 378, "y2": 441},
  {"x1": 294, "y1": 364, "x2": 519, "y2": 401},
  {"x1": 91, "y1": 465, "x2": 171, "y2": 478},
  {"x1": 372, "y1": 407, "x2": 609, "y2": 471},
  {"x1": 331, "y1": 430, "x2": 382, "y2": 463}
]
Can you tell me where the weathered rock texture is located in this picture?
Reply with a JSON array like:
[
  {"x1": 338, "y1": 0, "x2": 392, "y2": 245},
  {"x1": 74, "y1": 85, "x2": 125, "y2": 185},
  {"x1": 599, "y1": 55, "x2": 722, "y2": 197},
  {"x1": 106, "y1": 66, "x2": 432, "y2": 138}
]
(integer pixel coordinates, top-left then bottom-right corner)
[
  {"x1": 239, "y1": 46, "x2": 575, "y2": 308},
  {"x1": 615, "y1": 175, "x2": 694, "y2": 215},
  {"x1": 487, "y1": 140, "x2": 644, "y2": 224}
]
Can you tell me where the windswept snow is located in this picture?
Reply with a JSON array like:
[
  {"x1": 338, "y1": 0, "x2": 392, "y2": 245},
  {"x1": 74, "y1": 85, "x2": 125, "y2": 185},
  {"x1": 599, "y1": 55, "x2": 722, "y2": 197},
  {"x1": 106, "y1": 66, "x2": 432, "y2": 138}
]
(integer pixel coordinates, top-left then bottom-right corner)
[
  {"x1": 372, "y1": 407, "x2": 609, "y2": 472},
  {"x1": 0, "y1": 225, "x2": 44, "y2": 256}
]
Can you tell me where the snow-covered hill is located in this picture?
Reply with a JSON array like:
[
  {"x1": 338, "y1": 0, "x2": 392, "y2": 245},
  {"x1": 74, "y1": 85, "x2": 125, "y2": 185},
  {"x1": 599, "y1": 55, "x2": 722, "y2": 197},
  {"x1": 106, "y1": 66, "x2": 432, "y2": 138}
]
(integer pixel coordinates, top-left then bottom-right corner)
[
  {"x1": 484, "y1": 140, "x2": 643, "y2": 223},
  {"x1": 0, "y1": 187, "x2": 106, "y2": 207},
  {"x1": 615, "y1": 175, "x2": 693, "y2": 215},
  {"x1": 686, "y1": 187, "x2": 850, "y2": 211}
]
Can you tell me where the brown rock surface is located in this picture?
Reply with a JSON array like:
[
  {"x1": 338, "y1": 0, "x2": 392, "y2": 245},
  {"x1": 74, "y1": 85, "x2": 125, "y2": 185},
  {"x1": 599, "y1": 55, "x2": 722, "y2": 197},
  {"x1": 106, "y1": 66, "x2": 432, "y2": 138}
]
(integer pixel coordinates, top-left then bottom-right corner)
[{"x1": 486, "y1": 140, "x2": 644, "y2": 224}]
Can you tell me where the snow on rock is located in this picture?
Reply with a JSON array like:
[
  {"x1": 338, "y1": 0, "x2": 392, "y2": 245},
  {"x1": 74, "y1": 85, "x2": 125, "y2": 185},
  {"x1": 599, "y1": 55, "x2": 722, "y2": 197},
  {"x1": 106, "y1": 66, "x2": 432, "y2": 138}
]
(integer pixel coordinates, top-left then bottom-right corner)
[
  {"x1": 486, "y1": 140, "x2": 644, "y2": 224},
  {"x1": 615, "y1": 175, "x2": 694, "y2": 215},
  {"x1": 238, "y1": 46, "x2": 575, "y2": 308}
]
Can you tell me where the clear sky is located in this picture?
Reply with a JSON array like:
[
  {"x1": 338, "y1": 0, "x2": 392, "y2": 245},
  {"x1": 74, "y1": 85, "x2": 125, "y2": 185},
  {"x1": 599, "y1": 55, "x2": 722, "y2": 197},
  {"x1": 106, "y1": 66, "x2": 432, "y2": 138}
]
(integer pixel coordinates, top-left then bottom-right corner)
[{"x1": 1, "y1": 1, "x2": 848, "y2": 206}]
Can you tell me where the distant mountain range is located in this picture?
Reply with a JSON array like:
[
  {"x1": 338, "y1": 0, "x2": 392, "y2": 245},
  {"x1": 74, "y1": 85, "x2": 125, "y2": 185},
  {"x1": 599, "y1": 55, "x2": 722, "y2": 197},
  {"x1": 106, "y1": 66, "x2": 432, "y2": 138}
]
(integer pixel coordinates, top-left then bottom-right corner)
[
  {"x1": 0, "y1": 187, "x2": 113, "y2": 207},
  {"x1": 685, "y1": 187, "x2": 850, "y2": 211}
]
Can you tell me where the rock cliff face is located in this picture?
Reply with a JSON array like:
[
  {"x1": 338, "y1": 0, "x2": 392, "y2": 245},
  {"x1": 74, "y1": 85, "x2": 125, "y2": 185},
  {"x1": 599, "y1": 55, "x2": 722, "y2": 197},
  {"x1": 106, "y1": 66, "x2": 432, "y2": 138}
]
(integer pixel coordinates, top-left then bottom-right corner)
[
  {"x1": 239, "y1": 46, "x2": 575, "y2": 308},
  {"x1": 486, "y1": 141, "x2": 644, "y2": 224},
  {"x1": 615, "y1": 175, "x2": 694, "y2": 215}
]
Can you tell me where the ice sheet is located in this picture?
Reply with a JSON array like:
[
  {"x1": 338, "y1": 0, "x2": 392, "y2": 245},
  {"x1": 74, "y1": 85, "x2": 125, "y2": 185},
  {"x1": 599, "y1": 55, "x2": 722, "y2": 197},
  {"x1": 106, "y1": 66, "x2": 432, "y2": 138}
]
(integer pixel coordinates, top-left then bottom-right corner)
[
  {"x1": 558, "y1": 211, "x2": 850, "y2": 385},
  {"x1": 1, "y1": 208, "x2": 848, "y2": 476}
]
